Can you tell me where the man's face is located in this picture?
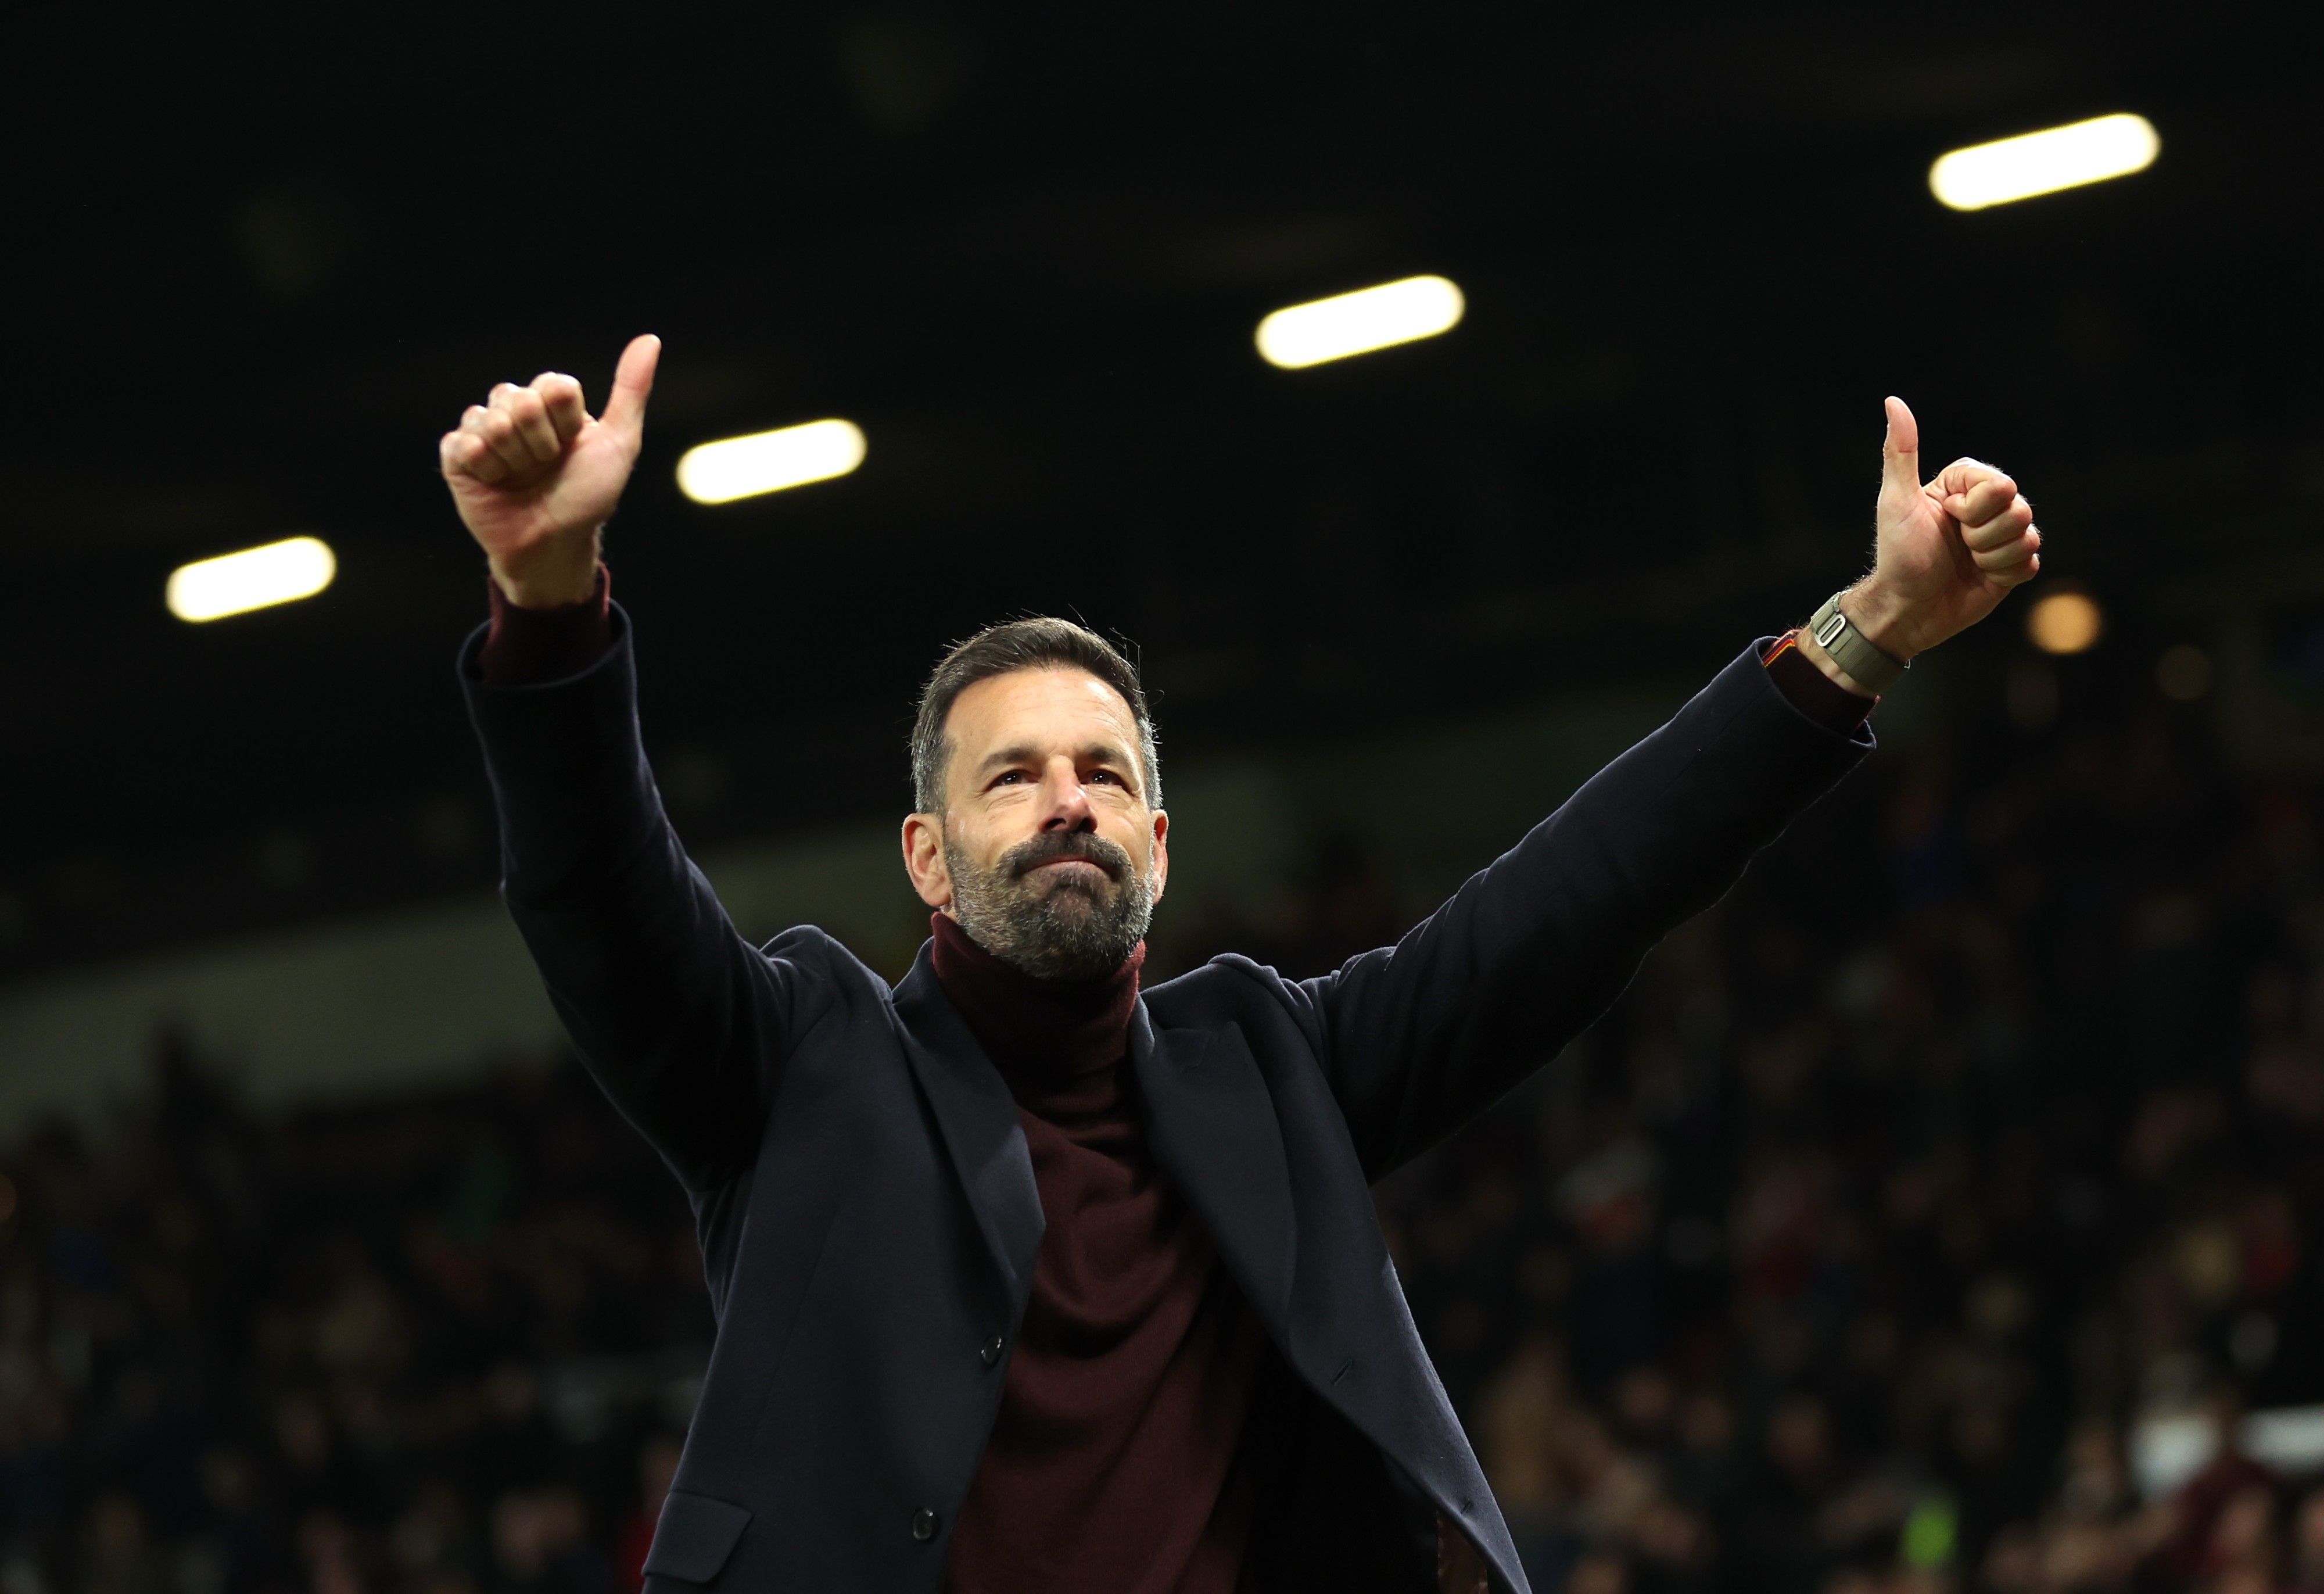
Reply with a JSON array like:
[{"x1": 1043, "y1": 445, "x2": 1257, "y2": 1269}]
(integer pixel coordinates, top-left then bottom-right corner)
[{"x1": 900, "y1": 667, "x2": 1168, "y2": 980}]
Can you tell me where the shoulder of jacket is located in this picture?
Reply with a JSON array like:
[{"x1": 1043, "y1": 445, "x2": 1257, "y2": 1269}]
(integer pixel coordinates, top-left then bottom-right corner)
[
  {"x1": 752, "y1": 924, "x2": 885, "y2": 1011},
  {"x1": 1146, "y1": 951, "x2": 1310, "y2": 1021},
  {"x1": 758, "y1": 922, "x2": 841, "y2": 961}
]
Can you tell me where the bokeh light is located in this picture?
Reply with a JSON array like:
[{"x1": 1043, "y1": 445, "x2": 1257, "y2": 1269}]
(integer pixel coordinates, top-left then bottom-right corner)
[
  {"x1": 2026, "y1": 590, "x2": 2104, "y2": 655},
  {"x1": 1930, "y1": 113, "x2": 2160, "y2": 210},
  {"x1": 676, "y1": 420, "x2": 867, "y2": 504},
  {"x1": 1255, "y1": 275, "x2": 1465, "y2": 369},
  {"x1": 166, "y1": 536, "x2": 337, "y2": 623}
]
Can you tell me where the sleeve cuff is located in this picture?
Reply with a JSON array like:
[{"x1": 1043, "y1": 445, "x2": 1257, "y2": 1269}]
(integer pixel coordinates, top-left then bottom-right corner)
[
  {"x1": 477, "y1": 565, "x2": 614, "y2": 687},
  {"x1": 1761, "y1": 630, "x2": 1875, "y2": 735}
]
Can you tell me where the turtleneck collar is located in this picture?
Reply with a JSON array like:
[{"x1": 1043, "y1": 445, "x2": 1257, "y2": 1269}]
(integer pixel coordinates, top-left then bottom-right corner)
[{"x1": 929, "y1": 914, "x2": 1143, "y2": 1092}]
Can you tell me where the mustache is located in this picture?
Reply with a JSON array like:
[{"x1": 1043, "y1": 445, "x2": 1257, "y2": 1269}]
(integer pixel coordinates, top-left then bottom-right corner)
[{"x1": 1002, "y1": 829, "x2": 1132, "y2": 883}]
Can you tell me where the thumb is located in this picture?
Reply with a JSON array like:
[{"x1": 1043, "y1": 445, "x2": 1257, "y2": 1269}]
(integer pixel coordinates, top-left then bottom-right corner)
[
  {"x1": 601, "y1": 334, "x2": 662, "y2": 440},
  {"x1": 1882, "y1": 395, "x2": 1922, "y2": 498}
]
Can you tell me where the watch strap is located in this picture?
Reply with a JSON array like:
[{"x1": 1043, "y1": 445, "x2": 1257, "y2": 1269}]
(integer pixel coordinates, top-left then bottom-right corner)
[{"x1": 1807, "y1": 591, "x2": 1908, "y2": 694}]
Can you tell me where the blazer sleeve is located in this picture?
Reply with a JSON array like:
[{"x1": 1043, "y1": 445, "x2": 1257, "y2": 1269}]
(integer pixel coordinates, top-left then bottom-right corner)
[
  {"x1": 1297, "y1": 641, "x2": 1872, "y2": 1180},
  {"x1": 460, "y1": 605, "x2": 829, "y2": 1195}
]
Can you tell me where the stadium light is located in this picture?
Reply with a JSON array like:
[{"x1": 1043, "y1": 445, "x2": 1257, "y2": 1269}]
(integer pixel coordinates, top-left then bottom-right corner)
[
  {"x1": 166, "y1": 536, "x2": 337, "y2": 623},
  {"x1": 676, "y1": 420, "x2": 867, "y2": 505},
  {"x1": 1929, "y1": 114, "x2": 2160, "y2": 211},
  {"x1": 1255, "y1": 275, "x2": 1465, "y2": 370},
  {"x1": 2027, "y1": 590, "x2": 2103, "y2": 655}
]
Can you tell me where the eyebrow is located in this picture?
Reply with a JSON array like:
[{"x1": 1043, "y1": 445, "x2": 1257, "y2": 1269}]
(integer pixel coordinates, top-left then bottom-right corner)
[{"x1": 976, "y1": 742, "x2": 1140, "y2": 781}]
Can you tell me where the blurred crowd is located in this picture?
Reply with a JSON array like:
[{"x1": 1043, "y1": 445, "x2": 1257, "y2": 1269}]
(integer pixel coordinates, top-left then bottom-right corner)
[
  {"x1": 1345, "y1": 693, "x2": 2324, "y2": 1593},
  {"x1": 0, "y1": 1047, "x2": 705, "y2": 1594},
  {"x1": 8, "y1": 680, "x2": 2324, "y2": 1593}
]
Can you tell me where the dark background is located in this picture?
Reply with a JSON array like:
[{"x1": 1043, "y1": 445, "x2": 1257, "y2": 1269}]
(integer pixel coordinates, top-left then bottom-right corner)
[
  {"x1": 8, "y1": 9, "x2": 2324, "y2": 1594},
  {"x1": 8, "y1": 6, "x2": 2319, "y2": 975}
]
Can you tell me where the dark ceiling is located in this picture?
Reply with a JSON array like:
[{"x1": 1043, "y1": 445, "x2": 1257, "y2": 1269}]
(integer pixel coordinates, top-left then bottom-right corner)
[{"x1": 8, "y1": 6, "x2": 2321, "y2": 977}]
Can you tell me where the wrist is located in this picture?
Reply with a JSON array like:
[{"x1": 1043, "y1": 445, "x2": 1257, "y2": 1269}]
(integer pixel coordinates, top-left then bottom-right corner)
[
  {"x1": 1838, "y1": 577, "x2": 1921, "y2": 662},
  {"x1": 490, "y1": 532, "x2": 603, "y2": 610}
]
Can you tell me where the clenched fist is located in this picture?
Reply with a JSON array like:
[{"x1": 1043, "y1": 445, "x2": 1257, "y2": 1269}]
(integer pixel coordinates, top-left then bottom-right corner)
[
  {"x1": 439, "y1": 335, "x2": 662, "y2": 608},
  {"x1": 1834, "y1": 396, "x2": 2043, "y2": 668}
]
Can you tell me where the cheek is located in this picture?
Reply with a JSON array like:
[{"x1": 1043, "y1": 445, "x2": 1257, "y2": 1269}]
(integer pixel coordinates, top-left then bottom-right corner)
[
  {"x1": 1124, "y1": 832, "x2": 1161, "y2": 882},
  {"x1": 953, "y1": 813, "x2": 1025, "y2": 869}
]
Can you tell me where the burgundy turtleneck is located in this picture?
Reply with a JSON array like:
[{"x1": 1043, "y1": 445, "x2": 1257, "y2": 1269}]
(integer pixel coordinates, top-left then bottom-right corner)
[{"x1": 930, "y1": 914, "x2": 1265, "y2": 1594}]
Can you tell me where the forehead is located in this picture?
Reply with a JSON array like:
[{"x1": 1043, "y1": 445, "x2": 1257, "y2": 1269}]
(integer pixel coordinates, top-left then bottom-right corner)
[{"x1": 945, "y1": 667, "x2": 1139, "y2": 754}]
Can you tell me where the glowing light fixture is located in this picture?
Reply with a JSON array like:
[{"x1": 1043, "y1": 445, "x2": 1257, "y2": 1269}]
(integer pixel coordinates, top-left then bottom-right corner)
[
  {"x1": 676, "y1": 420, "x2": 866, "y2": 505},
  {"x1": 1929, "y1": 113, "x2": 2159, "y2": 211},
  {"x1": 2027, "y1": 590, "x2": 2103, "y2": 655},
  {"x1": 166, "y1": 536, "x2": 336, "y2": 622},
  {"x1": 1255, "y1": 275, "x2": 1465, "y2": 370}
]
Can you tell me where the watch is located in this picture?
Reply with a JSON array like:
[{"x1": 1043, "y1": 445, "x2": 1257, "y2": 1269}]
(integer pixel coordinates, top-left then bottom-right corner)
[{"x1": 1807, "y1": 591, "x2": 1909, "y2": 694}]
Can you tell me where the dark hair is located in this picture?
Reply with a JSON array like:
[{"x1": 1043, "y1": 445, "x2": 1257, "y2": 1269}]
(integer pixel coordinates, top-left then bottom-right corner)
[{"x1": 910, "y1": 618, "x2": 1161, "y2": 814}]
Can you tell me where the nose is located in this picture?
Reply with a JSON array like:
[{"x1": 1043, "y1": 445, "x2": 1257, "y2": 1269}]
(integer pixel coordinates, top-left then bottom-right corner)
[{"x1": 1037, "y1": 755, "x2": 1093, "y2": 832}]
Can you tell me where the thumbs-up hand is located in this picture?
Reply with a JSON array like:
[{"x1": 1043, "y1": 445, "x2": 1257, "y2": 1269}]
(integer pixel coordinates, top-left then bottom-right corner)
[
  {"x1": 439, "y1": 335, "x2": 662, "y2": 608},
  {"x1": 1838, "y1": 397, "x2": 2042, "y2": 662}
]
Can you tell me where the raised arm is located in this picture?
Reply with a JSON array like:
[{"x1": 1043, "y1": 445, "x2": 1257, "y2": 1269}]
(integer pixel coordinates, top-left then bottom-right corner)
[
  {"x1": 444, "y1": 339, "x2": 825, "y2": 1194},
  {"x1": 1303, "y1": 397, "x2": 2042, "y2": 1177}
]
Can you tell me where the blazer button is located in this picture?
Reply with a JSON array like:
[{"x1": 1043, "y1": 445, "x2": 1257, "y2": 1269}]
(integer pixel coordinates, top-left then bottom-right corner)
[
  {"x1": 980, "y1": 1335, "x2": 1005, "y2": 1367},
  {"x1": 912, "y1": 1509, "x2": 941, "y2": 1542}
]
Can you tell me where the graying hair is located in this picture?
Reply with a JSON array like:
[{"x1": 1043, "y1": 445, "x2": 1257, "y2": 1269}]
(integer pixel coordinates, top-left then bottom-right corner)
[{"x1": 909, "y1": 618, "x2": 1161, "y2": 814}]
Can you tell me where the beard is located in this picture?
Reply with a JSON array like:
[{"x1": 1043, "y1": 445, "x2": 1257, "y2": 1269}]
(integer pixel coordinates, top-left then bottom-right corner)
[{"x1": 946, "y1": 828, "x2": 1154, "y2": 982}]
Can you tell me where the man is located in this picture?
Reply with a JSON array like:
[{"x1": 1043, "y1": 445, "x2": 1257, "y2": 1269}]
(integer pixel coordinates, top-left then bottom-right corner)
[{"x1": 441, "y1": 335, "x2": 2040, "y2": 1593}]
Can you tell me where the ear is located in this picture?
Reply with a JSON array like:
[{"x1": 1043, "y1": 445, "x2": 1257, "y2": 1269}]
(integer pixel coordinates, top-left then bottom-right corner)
[
  {"x1": 901, "y1": 812, "x2": 953, "y2": 911},
  {"x1": 1147, "y1": 809, "x2": 1170, "y2": 909}
]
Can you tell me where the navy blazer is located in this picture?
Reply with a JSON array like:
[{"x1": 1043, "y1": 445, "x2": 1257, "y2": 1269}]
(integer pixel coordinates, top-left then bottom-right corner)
[{"x1": 462, "y1": 612, "x2": 1870, "y2": 1593}]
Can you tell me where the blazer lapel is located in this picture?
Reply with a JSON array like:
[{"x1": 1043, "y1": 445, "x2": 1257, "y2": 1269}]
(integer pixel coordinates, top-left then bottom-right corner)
[
  {"x1": 1131, "y1": 1011, "x2": 1297, "y2": 1331},
  {"x1": 890, "y1": 944, "x2": 1046, "y2": 1309}
]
